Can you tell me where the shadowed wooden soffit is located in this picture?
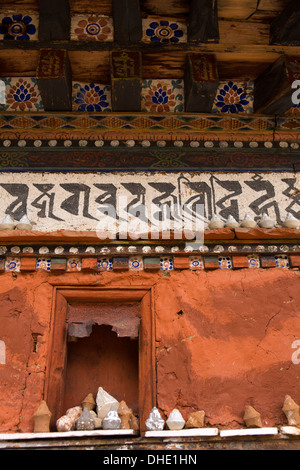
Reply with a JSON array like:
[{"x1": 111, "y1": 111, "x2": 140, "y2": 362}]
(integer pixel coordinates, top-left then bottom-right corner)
[{"x1": 0, "y1": 0, "x2": 300, "y2": 157}]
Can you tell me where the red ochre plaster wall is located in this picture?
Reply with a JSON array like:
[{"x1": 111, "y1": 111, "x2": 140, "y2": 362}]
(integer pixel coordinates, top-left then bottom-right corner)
[{"x1": 0, "y1": 268, "x2": 299, "y2": 432}]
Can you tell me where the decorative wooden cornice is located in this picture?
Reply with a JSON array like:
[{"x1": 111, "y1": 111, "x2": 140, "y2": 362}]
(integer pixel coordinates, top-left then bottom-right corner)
[
  {"x1": 0, "y1": 228, "x2": 299, "y2": 274},
  {"x1": 0, "y1": 112, "x2": 299, "y2": 171}
]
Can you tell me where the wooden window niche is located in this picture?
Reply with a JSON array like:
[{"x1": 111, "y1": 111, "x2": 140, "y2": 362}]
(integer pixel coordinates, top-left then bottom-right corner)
[{"x1": 44, "y1": 286, "x2": 155, "y2": 435}]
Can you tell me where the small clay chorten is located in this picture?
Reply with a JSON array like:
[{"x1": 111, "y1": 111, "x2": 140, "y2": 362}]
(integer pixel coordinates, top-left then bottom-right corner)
[
  {"x1": 129, "y1": 414, "x2": 139, "y2": 431},
  {"x1": 166, "y1": 408, "x2": 185, "y2": 430},
  {"x1": 243, "y1": 405, "x2": 262, "y2": 428},
  {"x1": 33, "y1": 400, "x2": 52, "y2": 433},
  {"x1": 81, "y1": 393, "x2": 96, "y2": 411},
  {"x1": 185, "y1": 410, "x2": 205, "y2": 428},
  {"x1": 282, "y1": 395, "x2": 300, "y2": 426},
  {"x1": 118, "y1": 400, "x2": 132, "y2": 430}
]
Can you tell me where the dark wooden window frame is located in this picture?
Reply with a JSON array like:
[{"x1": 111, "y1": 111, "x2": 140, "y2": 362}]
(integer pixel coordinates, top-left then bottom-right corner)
[{"x1": 44, "y1": 284, "x2": 156, "y2": 434}]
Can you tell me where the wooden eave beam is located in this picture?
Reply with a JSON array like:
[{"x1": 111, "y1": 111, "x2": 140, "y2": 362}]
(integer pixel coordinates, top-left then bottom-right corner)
[
  {"x1": 112, "y1": 0, "x2": 142, "y2": 44},
  {"x1": 270, "y1": 0, "x2": 300, "y2": 46},
  {"x1": 38, "y1": 0, "x2": 71, "y2": 41},
  {"x1": 187, "y1": 0, "x2": 219, "y2": 44},
  {"x1": 254, "y1": 55, "x2": 300, "y2": 114}
]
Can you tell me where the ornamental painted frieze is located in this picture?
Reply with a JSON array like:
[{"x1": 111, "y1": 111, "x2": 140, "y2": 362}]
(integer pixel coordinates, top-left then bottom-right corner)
[
  {"x1": 0, "y1": 76, "x2": 298, "y2": 115},
  {"x1": 0, "y1": 172, "x2": 299, "y2": 234}
]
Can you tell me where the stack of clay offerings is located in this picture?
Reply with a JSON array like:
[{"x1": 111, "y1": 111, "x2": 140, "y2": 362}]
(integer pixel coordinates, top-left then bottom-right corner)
[
  {"x1": 55, "y1": 387, "x2": 139, "y2": 432},
  {"x1": 146, "y1": 407, "x2": 206, "y2": 431},
  {"x1": 146, "y1": 396, "x2": 300, "y2": 431}
]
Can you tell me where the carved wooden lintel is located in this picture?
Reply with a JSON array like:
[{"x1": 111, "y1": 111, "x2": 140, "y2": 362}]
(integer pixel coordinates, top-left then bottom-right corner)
[{"x1": 38, "y1": 0, "x2": 70, "y2": 41}]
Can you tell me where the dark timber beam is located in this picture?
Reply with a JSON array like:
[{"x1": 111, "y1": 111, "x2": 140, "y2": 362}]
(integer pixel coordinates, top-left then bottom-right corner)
[
  {"x1": 38, "y1": 0, "x2": 70, "y2": 41},
  {"x1": 187, "y1": 0, "x2": 219, "y2": 43},
  {"x1": 184, "y1": 53, "x2": 219, "y2": 112},
  {"x1": 36, "y1": 49, "x2": 72, "y2": 111},
  {"x1": 112, "y1": 0, "x2": 142, "y2": 44},
  {"x1": 270, "y1": 0, "x2": 300, "y2": 46},
  {"x1": 254, "y1": 55, "x2": 300, "y2": 114},
  {"x1": 110, "y1": 51, "x2": 142, "y2": 111}
]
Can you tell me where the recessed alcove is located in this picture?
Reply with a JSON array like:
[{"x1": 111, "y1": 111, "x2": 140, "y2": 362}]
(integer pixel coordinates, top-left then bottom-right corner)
[
  {"x1": 45, "y1": 286, "x2": 155, "y2": 433},
  {"x1": 62, "y1": 323, "x2": 139, "y2": 415}
]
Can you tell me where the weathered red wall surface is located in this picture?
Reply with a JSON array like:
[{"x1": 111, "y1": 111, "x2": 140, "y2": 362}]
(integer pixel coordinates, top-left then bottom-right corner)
[{"x1": 0, "y1": 268, "x2": 299, "y2": 432}]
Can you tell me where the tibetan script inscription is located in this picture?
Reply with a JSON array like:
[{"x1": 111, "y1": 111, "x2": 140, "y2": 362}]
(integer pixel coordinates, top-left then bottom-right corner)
[
  {"x1": 111, "y1": 51, "x2": 142, "y2": 79},
  {"x1": 190, "y1": 53, "x2": 218, "y2": 82},
  {"x1": 37, "y1": 49, "x2": 66, "y2": 79}
]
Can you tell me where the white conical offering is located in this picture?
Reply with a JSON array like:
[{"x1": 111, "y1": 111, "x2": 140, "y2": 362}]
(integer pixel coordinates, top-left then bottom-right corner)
[
  {"x1": 96, "y1": 387, "x2": 119, "y2": 419},
  {"x1": 145, "y1": 407, "x2": 165, "y2": 431},
  {"x1": 166, "y1": 408, "x2": 185, "y2": 430},
  {"x1": 258, "y1": 213, "x2": 274, "y2": 229},
  {"x1": 224, "y1": 215, "x2": 239, "y2": 228},
  {"x1": 16, "y1": 215, "x2": 32, "y2": 230},
  {"x1": 283, "y1": 213, "x2": 299, "y2": 229},
  {"x1": 0, "y1": 215, "x2": 15, "y2": 230},
  {"x1": 103, "y1": 406, "x2": 121, "y2": 430},
  {"x1": 208, "y1": 214, "x2": 224, "y2": 230},
  {"x1": 240, "y1": 214, "x2": 257, "y2": 228}
]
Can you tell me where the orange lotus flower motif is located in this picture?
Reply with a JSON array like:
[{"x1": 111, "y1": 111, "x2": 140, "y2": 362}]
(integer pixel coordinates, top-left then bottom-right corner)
[
  {"x1": 74, "y1": 16, "x2": 112, "y2": 41},
  {"x1": 144, "y1": 82, "x2": 176, "y2": 112}
]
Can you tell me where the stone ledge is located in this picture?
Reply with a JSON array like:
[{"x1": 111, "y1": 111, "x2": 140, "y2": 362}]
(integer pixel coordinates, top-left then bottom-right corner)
[
  {"x1": 145, "y1": 428, "x2": 219, "y2": 438},
  {"x1": 220, "y1": 427, "x2": 278, "y2": 437},
  {"x1": 0, "y1": 430, "x2": 138, "y2": 441},
  {"x1": 0, "y1": 228, "x2": 299, "y2": 244}
]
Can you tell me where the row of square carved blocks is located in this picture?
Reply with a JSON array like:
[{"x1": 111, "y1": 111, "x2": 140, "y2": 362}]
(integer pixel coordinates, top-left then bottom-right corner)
[{"x1": 0, "y1": 254, "x2": 295, "y2": 273}]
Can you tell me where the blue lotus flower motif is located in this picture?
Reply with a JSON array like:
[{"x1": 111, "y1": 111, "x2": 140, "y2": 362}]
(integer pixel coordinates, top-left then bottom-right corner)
[
  {"x1": 0, "y1": 14, "x2": 36, "y2": 40},
  {"x1": 215, "y1": 81, "x2": 250, "y2": 113},
  {"x1": 146, "y1": 20, "x2": 184, "y2": 44},
  {"x1": 74, "y1": 83, "x2": 110, "y2": 112},
  {"x1": 152, "y1": 88, "x2": 169, "y2": 105}
]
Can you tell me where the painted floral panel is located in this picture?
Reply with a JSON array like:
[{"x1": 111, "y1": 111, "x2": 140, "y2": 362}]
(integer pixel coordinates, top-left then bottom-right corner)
[
  {"x1": 275, "y1": 255, "x2": 289, "y2": 268},
  {"x1": 0, "y1": 77, "x2": 44, "y2": 112},
  {"x1": 129, "y1": 256, "x2": 144, "y2": 271},
  {"x1": 5, "y1": 257, "x2": 20, "y2": 272},
  {"x1": 141, "y1": 79, "x2": 184, "y2": 112},
  {"x1": 218, "y1": 256, "x2": 232, "y2": 269},
  {"x1": 67, "y1": 257, "x2": 82, "y2": 272},
  {"x1": 212, "y1": 81, "x2": 254, "y2": 114},
  {"x1": 71, "y1": 14, "x2": 113, "y2": 42},
  {"x1": 97, "y1": 258, "x2": 113, "y2": 271},
  {"x1": 142, "y1": 18, "x2": 187, "y2": 44},
  {"x1": 248, "y1": 255, "x2": 260, "y2": 269},
  {"x1": 0, "y1": 12, "x2": 38, "y2": 40},
  {"x1": 36, "y1": 258, "x2": 51, "y2": 272},
  {"x1": 189, "y1": 256, "x2": 204, "y2": 270},
  {"x1": 72, "y1": 81, "x2": 112, "y2": 112},
  {"x1": 160, "y1": 257, "x2": 174, "y2": 271}
]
